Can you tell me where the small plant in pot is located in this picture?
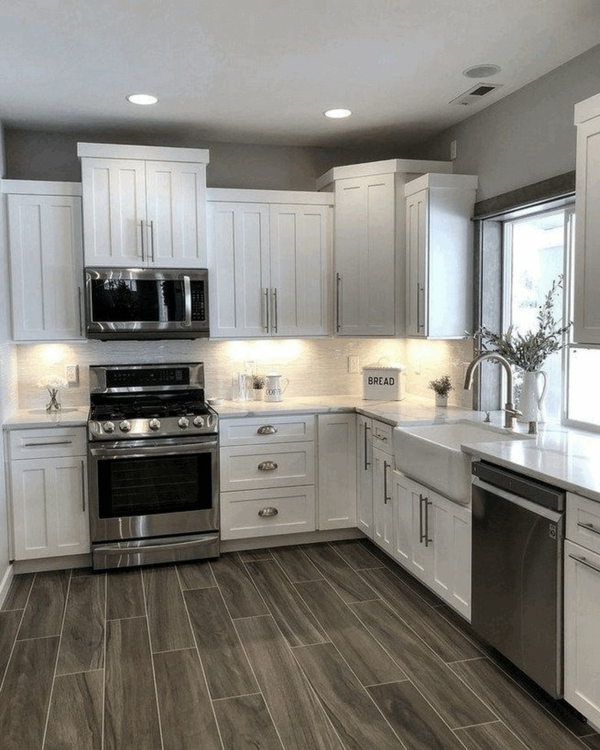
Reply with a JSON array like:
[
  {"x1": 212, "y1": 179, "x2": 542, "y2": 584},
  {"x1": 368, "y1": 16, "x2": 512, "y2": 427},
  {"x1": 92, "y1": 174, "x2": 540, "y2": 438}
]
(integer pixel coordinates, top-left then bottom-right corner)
[
  {"x1": 252, "y1": 374, "x2": 265, "y2": 400},
  {"x1": 429, "y1": 375, "x2": 453, "y2": 407}
]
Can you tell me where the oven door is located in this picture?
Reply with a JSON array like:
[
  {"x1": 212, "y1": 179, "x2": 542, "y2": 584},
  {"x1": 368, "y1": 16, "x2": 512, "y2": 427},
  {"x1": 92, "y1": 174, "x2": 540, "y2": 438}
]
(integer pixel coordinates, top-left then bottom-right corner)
[{"x1": 88, "y1": 435, "x2": 218, "y2": 543}]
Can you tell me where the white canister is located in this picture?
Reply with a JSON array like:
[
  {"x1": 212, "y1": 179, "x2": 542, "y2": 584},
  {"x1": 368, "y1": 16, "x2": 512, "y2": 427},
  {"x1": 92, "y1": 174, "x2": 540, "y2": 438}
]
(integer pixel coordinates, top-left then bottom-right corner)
[{"x1": 264, "y1": 373, "x2": 289, "y2": 402}]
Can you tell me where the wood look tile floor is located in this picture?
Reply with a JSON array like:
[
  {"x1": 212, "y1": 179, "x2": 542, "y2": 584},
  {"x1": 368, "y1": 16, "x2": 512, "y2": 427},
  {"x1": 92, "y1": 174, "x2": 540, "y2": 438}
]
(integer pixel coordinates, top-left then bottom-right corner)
[{"x1": 0, "y1": 539, "x2": 598, "y2": 750}]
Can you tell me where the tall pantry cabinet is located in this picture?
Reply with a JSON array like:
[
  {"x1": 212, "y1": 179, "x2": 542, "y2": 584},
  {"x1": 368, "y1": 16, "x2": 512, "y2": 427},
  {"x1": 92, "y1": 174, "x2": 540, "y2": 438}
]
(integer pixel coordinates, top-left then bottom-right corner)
[{"x1": 316, "y1": 158, "x2": 452, "y2": 336}]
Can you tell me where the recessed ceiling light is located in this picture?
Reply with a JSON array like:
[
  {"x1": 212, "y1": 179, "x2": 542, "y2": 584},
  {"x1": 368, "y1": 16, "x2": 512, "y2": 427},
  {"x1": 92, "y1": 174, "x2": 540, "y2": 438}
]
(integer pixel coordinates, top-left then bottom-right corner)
[
  {"x1": 126, "y1": 93, "x2": 159, "y2": 106},
  {"x1": 324, "y1": 108, "x2": 352, "y2": 119},
  {"x1": 463, "y1": 64, "x2": 501, "y2": 79}
]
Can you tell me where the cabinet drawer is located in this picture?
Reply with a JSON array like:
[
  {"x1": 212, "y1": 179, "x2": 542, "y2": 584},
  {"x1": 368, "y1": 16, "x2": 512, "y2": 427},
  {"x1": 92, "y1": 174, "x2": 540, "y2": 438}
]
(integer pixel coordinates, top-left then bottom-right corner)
[
  {"x1": 221, "y1": 486, "x2": 316, "y2": 540},
  {"x1": 219, "y1": 415, "x2": 315, "y2": 446},
  {"x1": 220, "y1": 443, "x2": 314, "y2": 491},
  {"x1": 9, "y1": 427, "x2": 87, "y2": 459},
  {"x1": 567, "y1": 492, "x2": 600, "y2": 555},
  {"x1": 371, "y1": 420, "x2": 393, "y2": 453}
]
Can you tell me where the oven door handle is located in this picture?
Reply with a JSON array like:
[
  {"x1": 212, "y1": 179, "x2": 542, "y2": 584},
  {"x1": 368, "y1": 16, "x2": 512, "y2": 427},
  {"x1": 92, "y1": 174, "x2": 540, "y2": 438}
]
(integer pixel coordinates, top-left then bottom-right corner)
[{"x1": 89, "y1": 441, "x2": 217, "y2": 460}]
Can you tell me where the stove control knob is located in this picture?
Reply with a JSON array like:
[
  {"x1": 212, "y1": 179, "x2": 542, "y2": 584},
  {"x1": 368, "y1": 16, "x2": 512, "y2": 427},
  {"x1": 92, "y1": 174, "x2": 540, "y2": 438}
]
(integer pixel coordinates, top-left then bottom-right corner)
[
  {"x1": 207, "y1": 415, "x2": 217, "y2": 429},
  {"x1": 149, "y1": 418, "x2": 161, "y2": 431},
  {"x1": 103, "y1": 421, "x2": 115, "y2": 433},
  {"x1": 119, "y1": 420, "x2": 132, "y2": 433},
  {"x1": 193, "y1": 416, "x2": 204, "y2": 428},
  {"x1": 178, "y1": 417, "x2": 190, "y2": 429}
]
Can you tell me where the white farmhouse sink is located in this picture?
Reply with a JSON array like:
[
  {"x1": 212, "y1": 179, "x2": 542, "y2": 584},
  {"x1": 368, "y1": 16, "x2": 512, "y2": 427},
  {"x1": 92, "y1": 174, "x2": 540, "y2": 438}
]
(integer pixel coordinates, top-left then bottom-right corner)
[{"x1": 393, "y1": 420, "x2": 534, "y2": 505}]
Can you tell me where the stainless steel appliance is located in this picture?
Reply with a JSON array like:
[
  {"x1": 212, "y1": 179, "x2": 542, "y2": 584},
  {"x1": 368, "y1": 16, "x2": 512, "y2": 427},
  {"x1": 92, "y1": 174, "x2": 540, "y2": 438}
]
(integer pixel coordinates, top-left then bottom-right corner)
[
  {"x1": 471, "y1": 460, "x2": 565, "y2": 698},
  {"x1": 88, "y1": 363, "x2": 219, "y2": 570},
  {"x1": 85, "y1": 267, "x2": 209, "y2": 340}
]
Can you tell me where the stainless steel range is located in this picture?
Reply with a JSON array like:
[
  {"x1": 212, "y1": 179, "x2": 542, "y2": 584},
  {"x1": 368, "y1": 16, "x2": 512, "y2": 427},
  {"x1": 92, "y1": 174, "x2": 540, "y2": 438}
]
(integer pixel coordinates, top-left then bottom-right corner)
[{"x1": 87, "y1": 363, "x2": 219, "y2": 570}]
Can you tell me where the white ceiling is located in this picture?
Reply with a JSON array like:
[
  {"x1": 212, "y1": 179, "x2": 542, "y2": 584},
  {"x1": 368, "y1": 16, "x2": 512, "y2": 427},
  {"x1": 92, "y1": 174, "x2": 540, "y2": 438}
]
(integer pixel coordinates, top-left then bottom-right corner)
[{"x1": 1, "y1": 0, "x2": 599, "y2": 149}]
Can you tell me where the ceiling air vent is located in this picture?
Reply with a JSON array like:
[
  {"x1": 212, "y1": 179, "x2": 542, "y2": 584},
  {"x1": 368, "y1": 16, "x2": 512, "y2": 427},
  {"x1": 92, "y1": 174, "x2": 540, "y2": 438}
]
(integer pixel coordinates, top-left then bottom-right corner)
[{"x1": 450, "y1": 82, "x2": 503, "y2": 106}]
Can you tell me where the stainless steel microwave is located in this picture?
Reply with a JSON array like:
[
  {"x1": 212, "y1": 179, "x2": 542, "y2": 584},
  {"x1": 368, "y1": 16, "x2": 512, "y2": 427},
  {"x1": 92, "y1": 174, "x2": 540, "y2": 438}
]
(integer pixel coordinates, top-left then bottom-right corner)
[{"x1": 85, "y1": 267, "x2": 209, "y2": 340}]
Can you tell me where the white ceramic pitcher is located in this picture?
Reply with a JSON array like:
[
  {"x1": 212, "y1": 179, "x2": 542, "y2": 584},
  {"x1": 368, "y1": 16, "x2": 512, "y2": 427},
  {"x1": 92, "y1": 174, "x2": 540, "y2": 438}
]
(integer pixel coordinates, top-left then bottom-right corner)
[
  {"x1": 264, "y1": 373, "x2": 289, "y2": 402},
  {"x1": 518, "y1": 370, "x2": 548, "y2": 423}
]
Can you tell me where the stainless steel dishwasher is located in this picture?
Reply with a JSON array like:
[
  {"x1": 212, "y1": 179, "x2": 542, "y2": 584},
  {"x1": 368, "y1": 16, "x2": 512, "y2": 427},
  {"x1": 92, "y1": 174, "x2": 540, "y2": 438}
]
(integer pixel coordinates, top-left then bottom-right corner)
[{"x1": 471, "y1": 460, "x2": 565, "y2": 698}]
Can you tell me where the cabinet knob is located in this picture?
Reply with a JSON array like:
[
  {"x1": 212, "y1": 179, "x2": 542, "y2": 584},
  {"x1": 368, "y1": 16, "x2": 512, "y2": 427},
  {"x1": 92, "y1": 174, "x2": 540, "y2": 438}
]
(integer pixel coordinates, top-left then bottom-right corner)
[
  {"x1": 257, "y1": 425, "x2": 277, "y2": 435},
  {"x1": 258, "y1": 461, "x2": 278, "y2": 471},
  {"x1": 258, "y1": 507, "x2": 279, "y2": 518}
]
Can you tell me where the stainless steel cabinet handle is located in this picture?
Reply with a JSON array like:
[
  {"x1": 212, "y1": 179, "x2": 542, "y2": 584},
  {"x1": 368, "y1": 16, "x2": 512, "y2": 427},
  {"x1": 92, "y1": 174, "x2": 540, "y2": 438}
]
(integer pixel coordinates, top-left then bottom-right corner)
[
  {"x1": 272, "y1": 288, "x2": 278, "y2": 333},
  {"x1": 263, "y1": 288, "x2": 270, "y2": 332},
  {"x1": 424, "y1": 498, "x2": 432, "y2": 547},
  {"x1": 78, "y1": 286, "x2": 84, "y2": 336},
  {"x1": 419, "y1": 494, "x2": 426, "y2": 543},
  {"x1": 383, "y1": 461, "x2": 390, "y2": 504},
  {"x1": 24, "y1": 440, "x2": 73, "y2": 447},
  {"x1": 336, "y1": 273, "x2": 342, "y2": 332},
  {"x1": 81, "y1": 462, "x2": 86, "y2": 512},
  {"x1": 577, "y1": 522, "x2": 600, "y2": 537},
  {"x1": 418, "y1": 284, "x2": 425, "y2": 332},
  {"x1": 257, "y1": 425, "x2": 277, "y2": 435},
  {"x1": 258, "y1": 461, "x2": 278, "y2": 471},
  {"x1": 569, "y1": 553, "x2": 600, "y2": 575},
  {"x1": 258, "y1": 507, "x2": 279, "y2": 518},
  {"x1": 149, "y1": 219, "x2": 155, "y2": 262},
  {"x1": 364, "y1": 424, "x2": 370, "y2": 470},
  {"x1": 140, "y1": 221, "x2": 145, "y2": 262}
]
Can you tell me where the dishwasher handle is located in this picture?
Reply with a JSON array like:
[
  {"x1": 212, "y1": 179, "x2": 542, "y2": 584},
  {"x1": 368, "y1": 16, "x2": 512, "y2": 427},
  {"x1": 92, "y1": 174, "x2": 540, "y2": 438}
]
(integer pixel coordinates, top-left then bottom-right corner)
[{"x1": 472, "y1": 476, "x2": 564, "y2": 524}]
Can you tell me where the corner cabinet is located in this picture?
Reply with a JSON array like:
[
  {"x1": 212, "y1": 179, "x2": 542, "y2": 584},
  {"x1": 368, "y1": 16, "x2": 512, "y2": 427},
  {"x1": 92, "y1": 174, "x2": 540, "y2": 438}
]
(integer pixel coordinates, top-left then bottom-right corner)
[
  {"x1": 3, "y1": 180, "x2": 85, "y2": 342},
  {"x1": 573, "y1": 93, "x2": 600, "y2": 343},
  {"x1": 317, "y1": 158, "x2": 452, "y2": 337},
  {"x1": 77, "y1": 143, "x2": 209, "y2": 268},
  {"x1": 356, "y1": 414, "x2": 373, "y2": 537},
  {"x1": 7, "y1": 427, "x2": 89, "y2": 560},
  {"x1": 405, "y1": 173, "x2": 478, "y2": 339},
  {"x1": 317, "y1": 413, "x2": 357, "y2": 530},
  {"x1": 207, "y1": 189, "x2": 332, "y2": 338}
]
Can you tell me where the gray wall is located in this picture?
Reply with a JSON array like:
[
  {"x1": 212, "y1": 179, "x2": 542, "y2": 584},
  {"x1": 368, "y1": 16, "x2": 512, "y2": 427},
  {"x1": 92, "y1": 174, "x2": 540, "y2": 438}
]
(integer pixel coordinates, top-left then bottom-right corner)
[
  {"x1": 4, "y1": 129, "x2": 397, "y2": 190},
  {"x1": 414, "y1": 44, "x2": 600, "y2": 201}
]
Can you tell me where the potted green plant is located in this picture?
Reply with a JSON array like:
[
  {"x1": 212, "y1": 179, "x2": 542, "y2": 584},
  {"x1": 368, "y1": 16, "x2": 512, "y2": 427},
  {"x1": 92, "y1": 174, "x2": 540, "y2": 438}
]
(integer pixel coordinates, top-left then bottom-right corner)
[
  {"x1": 429, "y1": 374, "x2": 453, "y2": 407},
  {"x1": 252, "y1": 374, "x2": 265, "y2": 401},
  {"x1": 477, "y1": 276, "x2": 571, "y2": 422}
]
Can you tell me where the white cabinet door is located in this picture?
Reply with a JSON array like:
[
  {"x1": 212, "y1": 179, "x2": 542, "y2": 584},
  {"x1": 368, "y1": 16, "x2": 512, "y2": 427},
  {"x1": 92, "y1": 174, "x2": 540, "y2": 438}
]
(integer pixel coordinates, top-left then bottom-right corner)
[
  {"x1": 391, "y1": 470, "x2": 413, "y2": 567},
  {"x1": 404, "y1": 174, "x2": 477, "y2": 339},
  {"x1": 7, "y1": 190, "x2": 84, "y2": 341},
  {"x1": 565, "y1": 539, "x2": 600, "y2": 726},
  {"x1": 334, "y1": 174, "x2": 396, "y2": 336},
  {"x1": 81, "y1": 157, "x2": 146, "y2": 266},
  {"x1": 269, "y1": 204, "x2": 330, "y2": 337},
  {"x1": 145, "y1": 160, "x2": 207, "y2": 267},
  {"x1": 317, "y1": 414, "x2": 357, "y2": 530},
  {"x1": 431, "y1": 493, "x2": 471, "y2": 619},
  {"x1": 356, "y1": 415, "x2": 373, "y2": 538},
  {"x1": 208, "y1": 201, "x2": 270, "y2": 338},
  {"x1": 574, "y1": 111, "x2": 600, "y2": 343},
  {"x1": 11, "y1": 456, "x2": 89, "y2": 560},
  {"x1": 409, "y1": 481, "x2": 433, "y2": 579},
  {"x1": 372, "y1": 445, "x2": 394, "y2": 553}
]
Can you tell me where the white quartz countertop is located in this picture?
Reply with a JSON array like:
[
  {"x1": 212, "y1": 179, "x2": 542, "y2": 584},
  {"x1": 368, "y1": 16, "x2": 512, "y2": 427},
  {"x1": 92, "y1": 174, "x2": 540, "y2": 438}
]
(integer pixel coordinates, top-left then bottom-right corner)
[{"x1": 3, "y1": 406, "x2": 89, "y2": 429}]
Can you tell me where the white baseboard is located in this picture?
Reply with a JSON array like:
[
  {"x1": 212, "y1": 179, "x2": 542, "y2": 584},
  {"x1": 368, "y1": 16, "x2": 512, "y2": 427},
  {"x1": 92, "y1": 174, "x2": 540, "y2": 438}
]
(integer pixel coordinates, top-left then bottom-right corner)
[
  {"x1": 0, "y1": 562, "x2": 14, "y2": 608},
  {"x1": 221, "y1": 527, "x2": 364, "y2": 553}
]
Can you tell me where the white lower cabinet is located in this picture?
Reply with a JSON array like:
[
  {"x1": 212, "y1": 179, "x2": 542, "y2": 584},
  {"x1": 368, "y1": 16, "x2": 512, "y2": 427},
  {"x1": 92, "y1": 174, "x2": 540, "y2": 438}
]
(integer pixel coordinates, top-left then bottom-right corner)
[
  {"x1": 317, "y1": 414, "x2": 357, "y2": 530},
  {"x1": 372, "y1": 448, "x2": 394, "y2": 554},
  {"x1": 8, "y1": 427, "x2": 89, "y2": 560},
  {"x1": 565, "y1": 491, "x2": 600, "y2": 726},
  {"x1": 356, "y1": 414, "x2": 373, "y2": 537},
  {"x1": 391, "y1": 470, "x2": 471, "y2": 619}
]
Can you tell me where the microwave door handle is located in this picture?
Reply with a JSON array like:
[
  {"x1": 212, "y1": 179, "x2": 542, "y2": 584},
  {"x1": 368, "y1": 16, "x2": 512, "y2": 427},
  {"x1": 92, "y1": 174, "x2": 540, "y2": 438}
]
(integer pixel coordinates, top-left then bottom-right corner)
[{"x1": 182, "y1": 275, "x2": 192, "y2": 327}]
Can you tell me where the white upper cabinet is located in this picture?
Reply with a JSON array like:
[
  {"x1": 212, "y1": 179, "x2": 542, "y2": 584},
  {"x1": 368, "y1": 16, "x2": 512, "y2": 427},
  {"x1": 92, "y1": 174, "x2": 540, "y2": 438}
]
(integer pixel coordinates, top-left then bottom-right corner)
[
  {"x1": 77, "y1": 143, "x2": 209, "y2": 268},
  {"x1": 574, "y1": 93, "x2": 600, "y2": 344},
  {"x1": 405, "y1": 173, "x2": 478, "y2": 339},
  {"x1": 4, "y1": 180, "x2": 85, "y2": 341},
  {"x1": 207, "y1": 189, "x2": 332, "y2": 338},
  {"x1": 317, "y1": 158, "x2": 453, "y2": 337}
]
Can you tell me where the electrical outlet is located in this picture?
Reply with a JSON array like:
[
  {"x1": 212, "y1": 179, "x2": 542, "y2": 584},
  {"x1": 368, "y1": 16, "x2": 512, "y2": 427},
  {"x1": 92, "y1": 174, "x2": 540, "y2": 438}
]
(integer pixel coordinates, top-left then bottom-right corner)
[
  {"x1": 348, "y1": 355, "x2": 360, "y2": 373},
  {"x1": 65, "y1": 364, "x2": 79, "y2": 385}
]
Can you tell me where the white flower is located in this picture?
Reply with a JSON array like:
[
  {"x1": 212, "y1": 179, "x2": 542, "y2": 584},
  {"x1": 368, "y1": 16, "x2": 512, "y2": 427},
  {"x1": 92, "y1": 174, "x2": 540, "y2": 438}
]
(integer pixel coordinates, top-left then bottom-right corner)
[{"x1": 37, "y1": 375, "x2": 68, "y2": 390}]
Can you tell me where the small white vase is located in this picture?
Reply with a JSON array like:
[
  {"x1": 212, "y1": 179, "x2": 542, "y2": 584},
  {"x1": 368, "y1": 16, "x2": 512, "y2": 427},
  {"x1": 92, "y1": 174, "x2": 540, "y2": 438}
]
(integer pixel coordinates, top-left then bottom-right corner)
[
  {"x1": 435, "y1": 393, "x2": 448, "y2": 408},
  {"x1": 253, "y1": 388, "x2": 264, "y2": 401},
  {"x1": 518, "y1": 370, "x2": 548, "y2": 423}
]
